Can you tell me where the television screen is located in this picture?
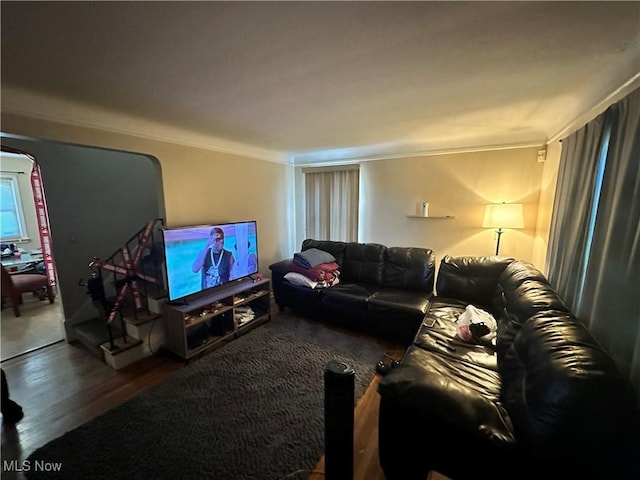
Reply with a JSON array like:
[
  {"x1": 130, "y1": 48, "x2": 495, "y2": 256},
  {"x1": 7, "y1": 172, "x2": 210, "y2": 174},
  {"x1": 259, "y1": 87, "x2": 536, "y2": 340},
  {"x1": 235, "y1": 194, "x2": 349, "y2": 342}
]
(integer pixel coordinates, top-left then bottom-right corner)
[{"x1": 162, "y1": 220, "x2": 258, "y2": 301}]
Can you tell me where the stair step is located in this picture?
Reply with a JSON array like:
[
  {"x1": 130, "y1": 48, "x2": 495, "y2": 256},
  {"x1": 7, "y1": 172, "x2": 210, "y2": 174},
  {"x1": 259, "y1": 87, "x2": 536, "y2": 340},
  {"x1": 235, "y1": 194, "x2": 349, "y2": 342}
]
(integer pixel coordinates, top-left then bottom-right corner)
[
  {"x1": 100, "y1": 336, "x2": 146, "y2": 370},
  {"x1": 103, "y1": 289, "x2": 167, "y2": 315},
  {"x1": 105, "y1": 285, "x2": 167, "y2": 300},
  {"x1": 100, "y1": 335, "x2": 143, "y2": 355},
  {"x1": 73, "y1": 317, "x2": 124, "y2": 360},
  {"x1": 123, "y1": 310, "x2": 162, "y2": 326}
]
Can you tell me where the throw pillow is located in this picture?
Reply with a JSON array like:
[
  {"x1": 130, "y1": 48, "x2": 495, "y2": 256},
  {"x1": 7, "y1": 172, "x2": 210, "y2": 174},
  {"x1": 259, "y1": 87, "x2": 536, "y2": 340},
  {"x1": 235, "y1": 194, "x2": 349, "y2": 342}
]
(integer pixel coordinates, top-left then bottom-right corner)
[{"x1": 284, "y1": 272, "x2": 318, "y2": 289}]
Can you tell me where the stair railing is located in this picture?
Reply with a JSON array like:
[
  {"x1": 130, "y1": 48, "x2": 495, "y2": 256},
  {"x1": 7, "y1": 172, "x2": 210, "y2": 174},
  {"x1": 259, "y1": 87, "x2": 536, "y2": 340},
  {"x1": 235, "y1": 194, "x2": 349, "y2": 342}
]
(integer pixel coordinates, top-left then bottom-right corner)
[{"x1": 88, "y1": 218, "x2": 165, "y2": 351}]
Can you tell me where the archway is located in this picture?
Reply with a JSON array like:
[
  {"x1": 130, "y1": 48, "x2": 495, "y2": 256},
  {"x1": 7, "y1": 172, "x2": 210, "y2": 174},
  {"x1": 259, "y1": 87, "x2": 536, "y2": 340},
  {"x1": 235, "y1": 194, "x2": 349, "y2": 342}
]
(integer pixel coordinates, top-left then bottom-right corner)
[{"x1": 1, "y1": 146, "x2": 63, "y2": 359}]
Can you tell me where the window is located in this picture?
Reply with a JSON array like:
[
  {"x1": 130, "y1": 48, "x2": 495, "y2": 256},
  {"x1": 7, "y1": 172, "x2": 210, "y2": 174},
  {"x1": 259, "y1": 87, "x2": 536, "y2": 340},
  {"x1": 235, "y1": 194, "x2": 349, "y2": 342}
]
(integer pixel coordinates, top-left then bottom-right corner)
[
  {"x1": 303, "y1": 165, "x2": 360, "y2": 242},
  {"x1": 576, "y1": 124, "x2": 611, "y2": 308},
  {"x1": 0, "y1": 174, "x2": 29, "y2": 242}
]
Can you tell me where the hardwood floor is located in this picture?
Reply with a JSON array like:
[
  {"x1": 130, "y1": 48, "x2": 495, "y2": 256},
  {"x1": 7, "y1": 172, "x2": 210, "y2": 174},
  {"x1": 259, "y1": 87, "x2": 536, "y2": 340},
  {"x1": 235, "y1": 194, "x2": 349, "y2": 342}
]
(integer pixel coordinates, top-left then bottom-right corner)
[
  {"x1": 0, "y1": 342, "x2": 184, "y2": 479},
  {"x1": 0, "y1": 312, "x2": 405, "y2": 479},
  {"x1": 1, "y1": 291, "x2": 65, "y2": 361},
  {"x1": 309, "y1": 373, "x2": 397, "y2": 480}
]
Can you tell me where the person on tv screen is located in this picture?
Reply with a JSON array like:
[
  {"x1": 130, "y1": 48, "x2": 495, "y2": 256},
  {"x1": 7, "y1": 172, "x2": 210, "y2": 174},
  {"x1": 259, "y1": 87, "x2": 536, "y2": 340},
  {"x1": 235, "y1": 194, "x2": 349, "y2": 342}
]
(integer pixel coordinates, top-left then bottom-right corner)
[
  {"x1": 232, "y1": 241, "x2": 258, "y2": 279},
  {"x1": 192, "y1": 227, "x2": 235, "y2": 288}
]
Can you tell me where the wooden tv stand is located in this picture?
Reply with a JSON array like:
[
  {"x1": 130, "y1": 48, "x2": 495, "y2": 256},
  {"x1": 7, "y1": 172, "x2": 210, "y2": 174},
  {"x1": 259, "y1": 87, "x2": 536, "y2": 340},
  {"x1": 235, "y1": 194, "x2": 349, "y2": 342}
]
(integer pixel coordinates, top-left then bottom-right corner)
[{"x1": 163, "y1": 277, "x2": 271, "y2": 360}]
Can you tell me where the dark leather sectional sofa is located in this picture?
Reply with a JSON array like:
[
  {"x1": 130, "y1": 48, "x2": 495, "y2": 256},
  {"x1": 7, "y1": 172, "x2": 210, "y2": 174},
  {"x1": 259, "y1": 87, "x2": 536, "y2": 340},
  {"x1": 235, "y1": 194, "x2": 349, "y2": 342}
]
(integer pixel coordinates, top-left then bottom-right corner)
[
  {"x1": 378, "y1": 255, "x2": 640, "y2": 479},
  {"x1": 271, "y1": 243, "x2": 639, "y2": 479},
  {"x1": 269, "y1": 239, "x2": 436, "y2": 344}
]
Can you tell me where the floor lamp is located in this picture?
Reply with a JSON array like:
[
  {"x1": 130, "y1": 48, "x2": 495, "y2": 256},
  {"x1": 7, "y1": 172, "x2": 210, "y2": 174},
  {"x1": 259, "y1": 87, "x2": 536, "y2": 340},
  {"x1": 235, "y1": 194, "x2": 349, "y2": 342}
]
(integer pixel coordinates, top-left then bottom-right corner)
[{"x1": 483, "y1": 203, "x2": 524, "y2": 255}]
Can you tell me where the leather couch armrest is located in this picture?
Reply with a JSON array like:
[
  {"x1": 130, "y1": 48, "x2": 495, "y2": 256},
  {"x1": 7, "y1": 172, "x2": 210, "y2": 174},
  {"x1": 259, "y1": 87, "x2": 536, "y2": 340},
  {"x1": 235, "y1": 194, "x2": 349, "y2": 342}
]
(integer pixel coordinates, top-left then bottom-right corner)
[{"x1": 268, "y1": 259, "x2": 295, "y2": 276}]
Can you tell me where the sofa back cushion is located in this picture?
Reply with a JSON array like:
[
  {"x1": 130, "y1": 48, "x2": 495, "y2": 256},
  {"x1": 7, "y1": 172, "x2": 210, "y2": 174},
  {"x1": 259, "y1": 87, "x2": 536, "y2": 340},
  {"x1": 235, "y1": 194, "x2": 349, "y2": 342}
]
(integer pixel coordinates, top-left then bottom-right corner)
[
  {"x1": 302, "y1": 239, "x2": 347, "y2": 266},
  {"x1": 503, "y1": 279, "x2": 569, "y2": 322},
  {"x1": 499, "y1": 260, "x2": 548, "y2": 291},
  {"x1": 383, "y1": 247, "x2": 435, "y2": 292},
  {"x1": 341, "y1": 242, "x2": 386, "y2": 285},
  {"x1": 495, "y1": 260, "x2": 549, "y2": 307},
  {"x1": 436, "y1": 255, "x2": 513, "y2": 310},
  {"x1": 500, "y1": 313, "x2": 639, "y2": 461},
  {"x1": 492, "y1": 261, "x2": 568, "y2": 357}
]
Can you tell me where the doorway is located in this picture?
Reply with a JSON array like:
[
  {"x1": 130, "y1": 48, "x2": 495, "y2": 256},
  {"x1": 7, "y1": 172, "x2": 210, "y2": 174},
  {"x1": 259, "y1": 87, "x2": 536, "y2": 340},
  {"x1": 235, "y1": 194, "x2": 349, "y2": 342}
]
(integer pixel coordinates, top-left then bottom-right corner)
[
  {"x1": 1, "y1": 132, "x2": 164, "y2": 363},
  {"x1": 0, "y1": 151, "x2": 64, "y2": 361}
]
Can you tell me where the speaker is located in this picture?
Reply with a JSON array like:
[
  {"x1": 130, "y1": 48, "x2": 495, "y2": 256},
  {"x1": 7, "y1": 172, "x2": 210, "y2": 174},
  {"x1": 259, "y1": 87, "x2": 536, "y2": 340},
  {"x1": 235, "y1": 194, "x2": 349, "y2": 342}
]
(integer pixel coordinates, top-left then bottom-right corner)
[{"x1": 324, "y1": 360, "x2": 355, "y2": 480}]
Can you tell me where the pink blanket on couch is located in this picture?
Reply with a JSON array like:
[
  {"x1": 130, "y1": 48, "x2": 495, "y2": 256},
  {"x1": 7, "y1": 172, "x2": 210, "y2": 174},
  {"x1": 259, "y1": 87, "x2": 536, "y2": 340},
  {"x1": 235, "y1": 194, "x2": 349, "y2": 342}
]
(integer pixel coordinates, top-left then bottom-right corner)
[{"x1": 286, "y1": 261, "x2": 340, "y2": 282}]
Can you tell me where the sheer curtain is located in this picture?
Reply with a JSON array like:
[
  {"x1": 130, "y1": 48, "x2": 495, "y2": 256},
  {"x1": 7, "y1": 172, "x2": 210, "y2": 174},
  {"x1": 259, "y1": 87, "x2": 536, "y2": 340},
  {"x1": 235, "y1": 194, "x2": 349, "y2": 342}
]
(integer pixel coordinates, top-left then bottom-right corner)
[
  {"x1": 304, "y1": 165, "x2": 359, "y2": 242},
  {"x1": 547, "y1": 87, "x2": 640, "y2": 390}
]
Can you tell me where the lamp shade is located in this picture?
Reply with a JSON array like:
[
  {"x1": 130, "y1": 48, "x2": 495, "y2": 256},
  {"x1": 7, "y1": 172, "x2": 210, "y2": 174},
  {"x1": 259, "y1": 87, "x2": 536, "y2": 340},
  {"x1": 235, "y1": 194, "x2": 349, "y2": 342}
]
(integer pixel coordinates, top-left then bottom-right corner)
[{"x1": 483, "y1": 203, "x2": 524, "y2": 229}]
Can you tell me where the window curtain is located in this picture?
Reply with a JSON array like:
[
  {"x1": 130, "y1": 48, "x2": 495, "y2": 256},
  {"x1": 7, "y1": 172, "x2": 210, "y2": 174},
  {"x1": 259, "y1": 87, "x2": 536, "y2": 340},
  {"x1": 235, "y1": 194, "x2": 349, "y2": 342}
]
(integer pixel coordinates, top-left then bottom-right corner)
[
  {"x1": 579, "y1": 89, "x2": 640, "y2": 387},
  {"x1": 546, "y1": 112, "x2": 609, "y2": 309},
  {"x1": 546, "y1": 87, "x2": 640, "y2": 389},
  {"x1": 304, "y1": 166, "x2": 359, "y2": 242}
]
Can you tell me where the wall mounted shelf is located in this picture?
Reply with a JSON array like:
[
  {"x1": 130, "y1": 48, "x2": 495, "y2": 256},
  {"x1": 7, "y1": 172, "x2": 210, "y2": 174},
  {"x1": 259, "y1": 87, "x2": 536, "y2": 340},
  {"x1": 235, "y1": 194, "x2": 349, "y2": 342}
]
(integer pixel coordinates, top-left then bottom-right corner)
[{"x1": 406, "y1": 215, "x2": 456, "y2": 219}]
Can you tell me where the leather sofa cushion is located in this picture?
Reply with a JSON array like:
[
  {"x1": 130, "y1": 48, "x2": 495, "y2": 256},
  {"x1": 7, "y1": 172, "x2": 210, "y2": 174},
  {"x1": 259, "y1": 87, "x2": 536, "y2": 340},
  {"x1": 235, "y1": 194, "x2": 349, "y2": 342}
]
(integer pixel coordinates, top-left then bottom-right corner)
[
  {"x1": 383, "y1": 247, "x2": 435, "y2": 292},
  {"x1": 281, "y1": 281, "x2": 322, "y2": 298},
  {"x1": 320, "y1": 282, "x2": 377, "y2": 310},
  {"x1": 367, "y1": 288, "x2": 430, "y2": 316},
  {"x1": 500, "y1": 314, "x2": 640, "y2": 461},
  {"x1": 302, "y1": 239, "x2": 347, "y2": 266},
  {"x1": 436, "y1": 255, "x2": 513, "y2": 310},
  {"x1": 504, "y1": 279, "x2": 569, "y2": 322},
  {"x1": 498, "y1": 260, "x2": 548, "y2": 292},
  {"x1": 379, "y1": 346, "x2": 515, "y2": 446},
  {"x1": 494, "y1": 260, "x2": 549, "y2": 310},
  {"x1": 341, "y1": 243, "x2": 386, "y2": 285},
  {"x1": 415, "y1": 298, "x2": 498, "y2": 371}
]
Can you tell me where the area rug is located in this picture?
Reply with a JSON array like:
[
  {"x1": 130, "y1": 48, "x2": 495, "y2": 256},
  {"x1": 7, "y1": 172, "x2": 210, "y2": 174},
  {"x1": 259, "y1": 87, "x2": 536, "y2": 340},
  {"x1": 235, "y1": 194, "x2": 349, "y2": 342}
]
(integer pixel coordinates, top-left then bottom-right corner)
[{"x1": 25, "y1": 313, "x2": 385, "y2": 479}]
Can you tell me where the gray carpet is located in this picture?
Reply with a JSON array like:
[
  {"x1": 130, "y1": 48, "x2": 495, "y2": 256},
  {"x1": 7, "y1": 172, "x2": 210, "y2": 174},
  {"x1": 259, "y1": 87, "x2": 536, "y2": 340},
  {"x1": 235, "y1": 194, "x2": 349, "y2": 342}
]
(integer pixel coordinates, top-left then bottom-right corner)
[{"x1": 25, "y1": 313, "x2": 385, "y2": 479}]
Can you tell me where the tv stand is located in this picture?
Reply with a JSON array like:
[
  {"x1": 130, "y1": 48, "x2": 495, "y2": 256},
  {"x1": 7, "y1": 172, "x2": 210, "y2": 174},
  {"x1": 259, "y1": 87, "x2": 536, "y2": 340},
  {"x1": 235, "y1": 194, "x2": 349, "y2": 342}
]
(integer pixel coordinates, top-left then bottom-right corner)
[
  {"x1": 164, "y1": 278, "x2": 271, "y2": 360},
  {"x1": 167, "y1": 298, "x2": 190, "y2": 307}
]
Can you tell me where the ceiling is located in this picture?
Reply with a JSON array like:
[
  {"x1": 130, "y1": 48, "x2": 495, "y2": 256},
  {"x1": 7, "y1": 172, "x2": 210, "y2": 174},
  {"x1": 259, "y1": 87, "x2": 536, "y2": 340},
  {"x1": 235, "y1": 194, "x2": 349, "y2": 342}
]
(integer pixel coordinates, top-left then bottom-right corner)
[{"x1": 1, "y1": 1, "x2": 639, "y2": 164}]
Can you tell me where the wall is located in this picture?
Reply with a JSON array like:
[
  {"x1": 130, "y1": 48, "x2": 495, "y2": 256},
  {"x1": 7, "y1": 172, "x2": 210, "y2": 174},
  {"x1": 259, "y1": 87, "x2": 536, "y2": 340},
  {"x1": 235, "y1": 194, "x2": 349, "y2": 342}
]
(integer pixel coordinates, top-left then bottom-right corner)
[
  {"x1": 294, "y1": 147, "x2": 545, "y2": 268},
  {"x1": 532, "y1": 140, "x2": 562, "y2": 272},
  {"x1": 1, "y1": 112, "x2": 290, "y2": 337}
]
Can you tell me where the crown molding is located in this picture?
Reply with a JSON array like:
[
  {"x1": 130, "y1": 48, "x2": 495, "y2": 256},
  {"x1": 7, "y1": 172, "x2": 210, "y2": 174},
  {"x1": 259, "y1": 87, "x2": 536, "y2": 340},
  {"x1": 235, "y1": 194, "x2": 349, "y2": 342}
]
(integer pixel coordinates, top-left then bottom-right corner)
[
  {"x1": 1, "y1": 86, "x2": 288, "y2": 164},
  {"x1": 548, "y1": 72, "x2": 640, "y2": 143},
  {"x1": 6, "y1": 72, "x2": 637, "y2": 169},
  {"x1": 0, "y1": 86, "x2": 546, "y2": 169},
  {"x1": 290, "y1": 141, "x2": 546, "y2": 167}
]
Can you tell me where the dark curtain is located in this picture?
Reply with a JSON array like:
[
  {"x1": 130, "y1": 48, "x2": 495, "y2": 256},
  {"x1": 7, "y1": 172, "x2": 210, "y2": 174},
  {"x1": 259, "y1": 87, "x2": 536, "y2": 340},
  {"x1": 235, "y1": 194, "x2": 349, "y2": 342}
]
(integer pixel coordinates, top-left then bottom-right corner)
[
  {"x1": 546, "y1": 112, "x2": 609, "y2": 309},
  {"x1": 547, "y1": 87, "x2": 640, "y2": 391}
]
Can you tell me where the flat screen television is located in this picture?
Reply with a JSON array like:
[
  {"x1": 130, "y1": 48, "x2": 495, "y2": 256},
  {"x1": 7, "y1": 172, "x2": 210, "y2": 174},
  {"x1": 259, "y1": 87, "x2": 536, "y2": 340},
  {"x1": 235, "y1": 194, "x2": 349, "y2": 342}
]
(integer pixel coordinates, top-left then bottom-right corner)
[{"x1": 162, "y1": 220, "x2": 258, "y2": 301}]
